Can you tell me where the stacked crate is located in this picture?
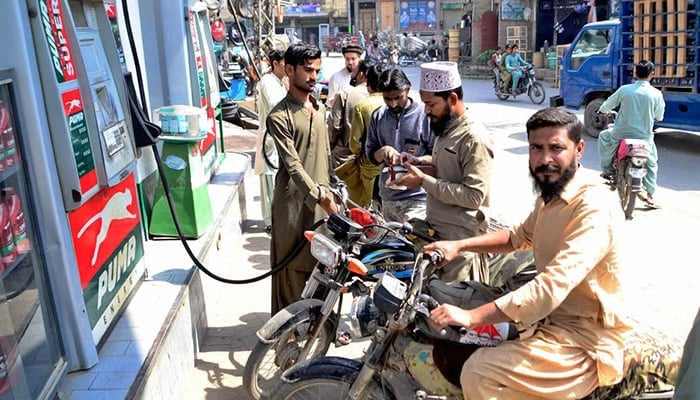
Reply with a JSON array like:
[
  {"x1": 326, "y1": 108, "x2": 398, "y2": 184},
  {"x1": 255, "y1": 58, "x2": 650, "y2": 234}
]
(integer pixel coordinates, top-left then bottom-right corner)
[{"x1": 620, "y1": 0, "x2": 697, "y2": 92}]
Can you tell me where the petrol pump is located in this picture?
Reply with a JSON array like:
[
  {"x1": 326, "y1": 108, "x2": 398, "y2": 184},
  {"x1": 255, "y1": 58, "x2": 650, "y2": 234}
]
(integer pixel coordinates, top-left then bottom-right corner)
[
  {"x1": 26, "y1": 0, "x2": 145, "y2": 348},
  {"x1": 188, "y1": 2, "x2": 224, "y2": 173}
]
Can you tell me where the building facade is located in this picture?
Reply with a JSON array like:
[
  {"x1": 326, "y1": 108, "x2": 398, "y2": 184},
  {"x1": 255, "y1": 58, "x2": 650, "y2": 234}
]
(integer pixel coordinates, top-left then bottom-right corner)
[{"x1": 274, "y1": 0, "x2": 610, "y2": 61}]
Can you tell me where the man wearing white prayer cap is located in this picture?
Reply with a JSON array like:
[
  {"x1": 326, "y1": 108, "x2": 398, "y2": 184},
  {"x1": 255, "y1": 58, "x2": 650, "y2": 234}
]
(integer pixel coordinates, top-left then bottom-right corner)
[{"x1": 392, "y1": 61, "x2": 495, "y2": 283}]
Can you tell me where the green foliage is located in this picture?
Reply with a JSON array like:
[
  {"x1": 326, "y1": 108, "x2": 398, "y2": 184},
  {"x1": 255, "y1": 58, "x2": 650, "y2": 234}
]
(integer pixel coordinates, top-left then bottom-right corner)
[{"x1": 475, "y1": 49, "x2": 496, "y2": 65}]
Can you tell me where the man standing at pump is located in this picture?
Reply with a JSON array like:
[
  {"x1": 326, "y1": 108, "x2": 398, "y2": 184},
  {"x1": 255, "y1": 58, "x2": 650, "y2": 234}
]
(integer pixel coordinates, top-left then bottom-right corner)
[
  {"x1": 327, "y1": 59, "x2": 370, "y2": 167},
  {"x1": 392, "y1": 61, "x2": 493, "y2": 282},
  {"x1": 335, "y1": 63, "x2": 389, "y2": 208},
  {"x1": 365, "y1": 67, "x2": 434, "y2": 223},
  {"x1": 266, "y1": 43, "x2": 339, "y2": 314},
  {"x1": 254, "y1": 49, "x2": 288, "y2": 232},
  {"x1": 327, "y1": 44, "x2": 363, "y2": 107}
]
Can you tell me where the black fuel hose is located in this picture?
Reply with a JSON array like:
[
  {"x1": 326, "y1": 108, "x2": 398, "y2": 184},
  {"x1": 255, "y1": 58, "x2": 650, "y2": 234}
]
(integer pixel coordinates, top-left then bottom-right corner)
[
  {"x1": 151, "y1": 143, "x2": 325, "y2": 284},
  {"x1": 118, "y1": 0, "x2": 319, "y2": 284}
]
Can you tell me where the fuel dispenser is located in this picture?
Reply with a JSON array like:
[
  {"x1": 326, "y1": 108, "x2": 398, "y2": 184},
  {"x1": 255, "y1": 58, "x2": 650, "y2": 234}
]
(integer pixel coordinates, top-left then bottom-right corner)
[
  {"x1": 29, "y1": 0, "x2": 137, "y2": 209},
  {"x1": 26, "y1": 0, "x2": 145, "y2": 346},
  {"x1": 186, "y1": 2, "x2": 224, "y2": 173}
]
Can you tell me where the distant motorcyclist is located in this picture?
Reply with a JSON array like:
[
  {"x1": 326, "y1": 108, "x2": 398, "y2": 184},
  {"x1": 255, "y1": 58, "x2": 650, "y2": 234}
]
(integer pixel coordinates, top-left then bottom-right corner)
[
  {"x1": 489, "y1": 46, "x2": 503, "y2": 87},
  {"x1": 505, "y1": 44, "x2": 531, "y2": 93},
  {"x1": 499, "y1": 44, "x2": 513, "y2": 91},
  {"x1": 597, "y1": 60, "x2": 665, "y2": 207},
  {"x1": 366, "y1": 37, "x2": 384, "y2": 63}
]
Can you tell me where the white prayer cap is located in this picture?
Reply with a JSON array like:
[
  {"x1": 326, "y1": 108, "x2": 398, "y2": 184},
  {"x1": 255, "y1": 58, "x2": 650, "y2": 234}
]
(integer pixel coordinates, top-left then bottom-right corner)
[{"x1": 420, "y1": 61, "x2": 462, "y2": 92}]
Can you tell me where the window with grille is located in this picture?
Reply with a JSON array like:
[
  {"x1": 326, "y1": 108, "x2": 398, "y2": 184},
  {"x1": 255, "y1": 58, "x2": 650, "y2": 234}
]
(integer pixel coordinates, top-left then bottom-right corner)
[{"x1": 506, "y1": 26, "x2": 528, "y2": 51}]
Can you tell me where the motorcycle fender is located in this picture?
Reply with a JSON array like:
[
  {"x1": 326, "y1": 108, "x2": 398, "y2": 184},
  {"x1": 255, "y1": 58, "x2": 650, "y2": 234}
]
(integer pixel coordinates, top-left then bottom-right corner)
[
  {"x1": 281, "y1": 356, "x2": 364, "y2": 384},
  {"x1": 255, "y1": 299, "x2": 328, "y2": 344}
]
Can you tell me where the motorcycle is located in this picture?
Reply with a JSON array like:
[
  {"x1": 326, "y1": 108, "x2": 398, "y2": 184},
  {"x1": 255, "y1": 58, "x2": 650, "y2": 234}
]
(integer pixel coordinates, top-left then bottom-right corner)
[
  {"x1": 397, "y1": 36, "x2": 431, "y2": 67},
  {"x1": 270, "y1": 249, "x2": 678, "y2": 400},
  {"x1": 494, "y1": 65, "x2": 546, "y2": 104},
  {"x1": 243, "y1": 200, "x2": 432, "y2": 399},
  {"x1": 397, "y1": 46, "x2": 431, "y2": 67},
  {"x1": 601, "y1": 113, "x2": 652, "y2": 220}
]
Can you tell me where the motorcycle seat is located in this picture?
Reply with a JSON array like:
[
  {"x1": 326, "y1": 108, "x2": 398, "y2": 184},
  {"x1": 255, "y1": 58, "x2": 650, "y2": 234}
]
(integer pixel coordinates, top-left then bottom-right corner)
[{"x1": 616, "y1": 138, "x2": 651, "y2": 162}]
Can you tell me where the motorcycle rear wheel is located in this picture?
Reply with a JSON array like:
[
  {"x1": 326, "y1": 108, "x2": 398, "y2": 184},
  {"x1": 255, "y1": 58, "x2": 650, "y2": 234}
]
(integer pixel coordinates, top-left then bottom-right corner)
[
  {"x1": 616, "y1": 160, "x2": 637, "y2": 220},
  {"x1": 528, "y1": 82, "x2": 546, "y2": 104},
  {"x1": 243, "y1": 307, "x2": 336, "y2": 400},
  {"x1": 270, "y1": 374, "x2": 394, "y2": 400}
]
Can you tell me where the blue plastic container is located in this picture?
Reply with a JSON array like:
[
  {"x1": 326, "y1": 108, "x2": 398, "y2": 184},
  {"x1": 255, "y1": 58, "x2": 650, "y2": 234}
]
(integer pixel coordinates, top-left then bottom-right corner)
[{"x1": 228, "y1": 79, "x2": 247, "y2": 100}]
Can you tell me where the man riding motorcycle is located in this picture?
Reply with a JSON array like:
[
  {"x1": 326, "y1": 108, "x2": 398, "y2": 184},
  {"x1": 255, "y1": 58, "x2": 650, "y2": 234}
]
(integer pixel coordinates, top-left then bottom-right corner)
[
  {"x1": 505, "y1": 43, "x2": 531, "y2": 93},
  {"x1": 597, "y1": 60, "x2": 665, "y2": 208}
]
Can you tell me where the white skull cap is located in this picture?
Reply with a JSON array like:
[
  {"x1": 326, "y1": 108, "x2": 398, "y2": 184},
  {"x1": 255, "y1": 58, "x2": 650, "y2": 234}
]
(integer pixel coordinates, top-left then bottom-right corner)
[{"x1": 420, "y1": 61, "x2": 462, "y2": 92}]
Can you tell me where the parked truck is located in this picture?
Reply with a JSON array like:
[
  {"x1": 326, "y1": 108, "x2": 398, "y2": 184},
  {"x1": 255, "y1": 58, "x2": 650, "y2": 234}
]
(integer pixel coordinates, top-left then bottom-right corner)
[{"x1": 551, "y1": 0, "x2": 699, "y2": 137}]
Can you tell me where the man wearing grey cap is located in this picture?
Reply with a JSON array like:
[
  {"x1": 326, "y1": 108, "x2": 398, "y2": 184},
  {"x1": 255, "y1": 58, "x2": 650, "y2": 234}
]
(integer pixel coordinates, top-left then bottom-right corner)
[
  {"x1": 327, "y1": 43, "x2": 363, "y2": 107},
  {"x1": 392, "y1": 61, "x2": 493, "y2": 283}
]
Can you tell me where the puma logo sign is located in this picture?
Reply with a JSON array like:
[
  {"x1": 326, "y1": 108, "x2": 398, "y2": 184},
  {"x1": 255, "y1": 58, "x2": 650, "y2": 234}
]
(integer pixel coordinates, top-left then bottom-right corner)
[
  {"x1": 78, "y1": 189, "x2": 137, "y2": 265},
  {"x1": 65, "y1": 99, "x2": 81, "y2": 114}
]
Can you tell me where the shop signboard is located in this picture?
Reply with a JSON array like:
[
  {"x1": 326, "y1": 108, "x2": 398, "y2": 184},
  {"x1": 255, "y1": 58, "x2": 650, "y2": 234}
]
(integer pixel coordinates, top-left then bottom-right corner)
[{"x1": 400, "y1": 0, "x2": 438, "y2": 30}]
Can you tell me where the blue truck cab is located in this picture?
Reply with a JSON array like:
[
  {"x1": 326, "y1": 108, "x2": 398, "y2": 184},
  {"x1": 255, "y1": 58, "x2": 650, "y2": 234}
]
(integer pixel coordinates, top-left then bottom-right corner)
[{"x1": 552, "y1": 0, "x2": 699, "y2": 137}]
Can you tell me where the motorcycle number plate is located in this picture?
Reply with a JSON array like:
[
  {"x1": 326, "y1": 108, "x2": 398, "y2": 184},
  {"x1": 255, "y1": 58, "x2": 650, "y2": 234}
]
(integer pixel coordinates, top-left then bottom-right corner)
[{"x1": 628, "y1": 167, "x2": 647, "y2": 178}]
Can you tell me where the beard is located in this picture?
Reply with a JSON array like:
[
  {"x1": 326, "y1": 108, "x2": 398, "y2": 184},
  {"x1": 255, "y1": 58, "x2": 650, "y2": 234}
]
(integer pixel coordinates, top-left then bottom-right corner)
[
  {"x1": 430, "y1": 112, "x2": 453, "y2": 136},
  {"x1": 529, "y1": 162, "x2": 577, "y2": 203},
  {"x1": 346, "y1": 65, "x2": 353, "y2": 73},
  {"x1": 293, "y1": 79, "x2": 316, "y2": 93}
]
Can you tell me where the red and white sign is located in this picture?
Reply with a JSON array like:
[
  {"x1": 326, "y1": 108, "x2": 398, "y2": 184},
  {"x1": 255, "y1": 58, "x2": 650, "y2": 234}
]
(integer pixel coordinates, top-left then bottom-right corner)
[
  {"x1": 211, "y1": 19, "x2": 225, "y2": 42},
  {"x1": 68, "y1": 174, "x2": 140, "y2": 288}
]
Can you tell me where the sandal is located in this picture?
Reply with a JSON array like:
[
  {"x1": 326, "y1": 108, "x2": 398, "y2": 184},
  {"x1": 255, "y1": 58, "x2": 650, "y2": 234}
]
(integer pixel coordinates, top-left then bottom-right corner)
[{"x1": 335, "y1": 330, "x2": 352, "y2": 346}]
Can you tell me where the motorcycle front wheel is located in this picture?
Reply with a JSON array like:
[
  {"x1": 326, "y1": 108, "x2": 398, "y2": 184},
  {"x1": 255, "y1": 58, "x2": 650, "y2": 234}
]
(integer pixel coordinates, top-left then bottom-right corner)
[
  {"x1": 270, "y1": 374, "x2": 394, "y2": 400},
  {"x1": 398, "y1": 54, "x2": 411, "y2": 67},
  {"x1": 616, "y1": 160, "x2": 637, "y2": 220},
  {"x1": 528, "y1": 82, "x2": 546, "y2": 104},
  {"x1": 243, "y1": 307, "x2": 336, "y2": 399}
]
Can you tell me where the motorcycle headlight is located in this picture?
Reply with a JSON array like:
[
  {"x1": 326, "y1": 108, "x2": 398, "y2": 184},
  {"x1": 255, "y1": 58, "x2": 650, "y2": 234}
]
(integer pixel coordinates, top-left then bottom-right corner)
[
  {"x1": 630, "y1": 156, "x2": 647, "y2": 167},
  {"x1": 310, "y1": 233, "x2": 342, "y2": 267},
  {"x1": 529, "y1": 69, "x2": 536, "y2": 76}
]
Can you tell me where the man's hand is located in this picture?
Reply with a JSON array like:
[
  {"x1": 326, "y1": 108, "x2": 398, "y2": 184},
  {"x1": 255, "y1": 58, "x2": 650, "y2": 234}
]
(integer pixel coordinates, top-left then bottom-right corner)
[
  {"x1": 392, "y1": 163, "x2": 424, "y2": 189},
  {"x1": 318, "y1": 192, "x2": 339, "y2": 215},
  {"x1": 430, "y1": 304, "x2": 473, "y2": 329},
  {"x1": 375, "y1": 146, "x2": 401, "y2": 166},
  {"x1": 423, "y1": 240, "x2": 463, "y2": 267}
]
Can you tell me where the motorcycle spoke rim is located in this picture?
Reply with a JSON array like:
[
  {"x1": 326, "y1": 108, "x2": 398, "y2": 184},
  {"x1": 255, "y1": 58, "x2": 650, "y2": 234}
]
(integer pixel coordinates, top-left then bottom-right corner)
[
  {"x1": 284, "y1": 380, "x2": 350, "y2": 399},
  {"x1": 255, "y1": 322, "x2": 330, "y2": 392}
]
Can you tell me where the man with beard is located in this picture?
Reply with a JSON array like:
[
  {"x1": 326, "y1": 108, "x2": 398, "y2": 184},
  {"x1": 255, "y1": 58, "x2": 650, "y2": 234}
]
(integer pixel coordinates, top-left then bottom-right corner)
[
  {"x1": 266, "y1": 43, "x2": 339, "y2": 314},
  {"x1": 393, "y1": 61, "x2": 493, "y2": 282},
  {"x1": 327, "y1": 59, "x2": 370, "y2": 166},
  {"x1": 424, "y1": 107, "x2": 631, "y2": 399},
  {"x1": 327, "y1": 43, "x2": 363, "y2": 107},
  {"x1": 365, "y1": 67, "x2": 434, "y2": 222}
]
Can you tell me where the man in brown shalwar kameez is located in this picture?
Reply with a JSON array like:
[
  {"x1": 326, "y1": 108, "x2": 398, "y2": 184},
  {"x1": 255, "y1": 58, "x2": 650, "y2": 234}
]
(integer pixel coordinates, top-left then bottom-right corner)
[
  {"x1": 426, "y1": 108, "x2": 632, "y2": 399},
  {"x1": 267, "y1": 43, "x2": 339, "y2": 315}
]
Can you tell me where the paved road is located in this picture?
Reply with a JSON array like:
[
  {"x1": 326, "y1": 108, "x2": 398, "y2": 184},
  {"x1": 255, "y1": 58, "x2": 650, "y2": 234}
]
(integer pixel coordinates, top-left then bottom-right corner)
[{"x1": 184, "y1": 58, "x2": 700, "y2": 398}]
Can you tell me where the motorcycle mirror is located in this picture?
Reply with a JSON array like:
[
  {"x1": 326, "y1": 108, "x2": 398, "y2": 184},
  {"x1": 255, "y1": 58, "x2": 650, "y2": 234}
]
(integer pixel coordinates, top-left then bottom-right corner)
[{"x1": 304, "y1": 231, "x2": 315, "y2": 242}]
